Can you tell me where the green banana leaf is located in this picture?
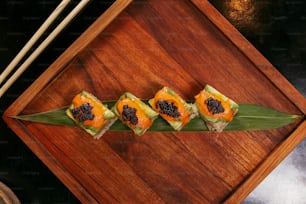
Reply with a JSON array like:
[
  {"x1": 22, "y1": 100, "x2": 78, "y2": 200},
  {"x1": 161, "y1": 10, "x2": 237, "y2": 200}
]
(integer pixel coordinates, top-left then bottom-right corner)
[
  {"x1": 11, "y1": 108, "x2": 75, "y2": 127},
  {"x1": 10, "y1": 102, "x2": 300, "y2": 132}
]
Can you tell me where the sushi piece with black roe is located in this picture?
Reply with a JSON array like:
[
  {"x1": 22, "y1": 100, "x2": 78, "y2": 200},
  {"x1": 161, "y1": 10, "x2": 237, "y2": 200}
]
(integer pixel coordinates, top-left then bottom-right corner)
[
  {"x1": 148, "y1": 86, "x2": 197, "y2": 131},
  {"x1": 112, "y1": 92, "x2": 159, "y2": 136},
  {"x1": 194, "y1": 85, "x2": 239, "y2": 132},
  {"x1": 66, "y1": 90, "x2": 117, "y2": 139}
]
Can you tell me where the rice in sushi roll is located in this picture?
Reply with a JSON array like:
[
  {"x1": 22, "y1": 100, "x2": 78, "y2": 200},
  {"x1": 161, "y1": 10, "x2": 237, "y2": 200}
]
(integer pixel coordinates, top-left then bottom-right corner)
[
  {"x1": 194, "y1": 84, "x2": 239, "y2": 132},
  {"x1": 148, "y1": 86, "x2": 197, "y2": 131},
  {"x1": 112, "y1": 92, "x2": 159, "y2": 136},
  {"x1": 66, "y1": 90, "x2": 117, "y2": 139}
]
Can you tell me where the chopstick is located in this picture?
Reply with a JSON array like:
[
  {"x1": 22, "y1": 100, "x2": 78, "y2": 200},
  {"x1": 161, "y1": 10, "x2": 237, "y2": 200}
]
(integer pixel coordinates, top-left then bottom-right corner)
[
  {"x1": 0, "y1": 0, "x2": 91, "y2": 98},
  {"x1": 0, "y1": 0, "x2": 71, "y2": 86}
]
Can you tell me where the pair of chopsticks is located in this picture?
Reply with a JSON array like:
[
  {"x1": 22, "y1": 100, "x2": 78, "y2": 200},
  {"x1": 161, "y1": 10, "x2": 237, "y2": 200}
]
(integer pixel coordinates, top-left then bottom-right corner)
[{"x1": 0, "y1": 0, "x2": 91, "y2": 98}]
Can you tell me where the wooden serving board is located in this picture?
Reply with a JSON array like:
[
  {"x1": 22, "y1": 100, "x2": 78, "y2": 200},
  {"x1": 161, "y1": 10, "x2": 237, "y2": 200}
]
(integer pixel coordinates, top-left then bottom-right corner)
[{"x1": 3, "y1": 0, "x2": 306, "y2": 203}]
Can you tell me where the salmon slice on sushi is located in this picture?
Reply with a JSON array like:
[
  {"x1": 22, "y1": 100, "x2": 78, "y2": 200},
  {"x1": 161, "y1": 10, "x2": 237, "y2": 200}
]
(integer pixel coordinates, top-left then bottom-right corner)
[
  {"x1": 66, "y1": 90, "x2": 117, "y2": 139},
  {"x1": 194, "y1": 85, "x2": 239, "y2": 132}
]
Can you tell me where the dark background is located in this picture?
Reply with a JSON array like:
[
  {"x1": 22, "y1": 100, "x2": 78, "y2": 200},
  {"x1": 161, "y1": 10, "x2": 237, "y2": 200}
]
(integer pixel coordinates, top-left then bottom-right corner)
[{"x1": 0, "y1": 0, "x2": 305, "y2": 203}]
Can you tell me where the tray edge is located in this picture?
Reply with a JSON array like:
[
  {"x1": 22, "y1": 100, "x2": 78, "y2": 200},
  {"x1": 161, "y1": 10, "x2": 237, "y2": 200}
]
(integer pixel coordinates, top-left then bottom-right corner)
[
  {"x1": 190, "y1": 0, "x2": 306, "y2": 115},
  {"x1": 3, "y1": 0, "x2": 305, "y2": 202},
  {"x1": 3, "y1": 0, "x2": 133, "y2": 117},
  {"x1": 190, "y1": 0, "x2": 306, "y2": 202},
  {"x1": 2, "y1": 0, "x2": 133, "y2": 203},
  {"x1": 224, "y1": 121, "x2": 306, "y2": 203}
]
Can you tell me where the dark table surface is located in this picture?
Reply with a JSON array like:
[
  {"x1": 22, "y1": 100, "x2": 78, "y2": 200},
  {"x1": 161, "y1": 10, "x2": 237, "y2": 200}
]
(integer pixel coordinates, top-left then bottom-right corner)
[{"x1": 0, "y1": 0, "x2": 305, "y2": 203}]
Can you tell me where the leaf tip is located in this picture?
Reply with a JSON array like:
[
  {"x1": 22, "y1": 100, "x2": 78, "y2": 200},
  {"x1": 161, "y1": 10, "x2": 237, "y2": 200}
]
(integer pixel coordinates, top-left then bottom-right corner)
[{"x1": 8, "y1": 115, "x2": 19, "y2": 119}]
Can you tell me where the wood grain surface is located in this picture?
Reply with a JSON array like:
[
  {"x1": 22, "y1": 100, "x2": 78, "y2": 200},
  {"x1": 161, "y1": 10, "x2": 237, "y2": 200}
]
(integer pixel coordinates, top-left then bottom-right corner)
[{"x1": 3, "y1": 0, "x2": 305, "y2": 203}]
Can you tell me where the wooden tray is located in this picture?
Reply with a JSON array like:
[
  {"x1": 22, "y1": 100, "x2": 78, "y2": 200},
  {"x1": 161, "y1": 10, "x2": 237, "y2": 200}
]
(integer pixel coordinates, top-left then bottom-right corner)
[{"x1": 3, "y1": 0, "x2": 306, "y2": 203}]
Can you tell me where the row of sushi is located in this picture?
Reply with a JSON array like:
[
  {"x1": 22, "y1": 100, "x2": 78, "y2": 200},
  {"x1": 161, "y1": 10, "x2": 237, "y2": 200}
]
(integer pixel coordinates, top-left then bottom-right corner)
[{"x1": 66, "y1": 85, "x2": 239, "y2": 139}]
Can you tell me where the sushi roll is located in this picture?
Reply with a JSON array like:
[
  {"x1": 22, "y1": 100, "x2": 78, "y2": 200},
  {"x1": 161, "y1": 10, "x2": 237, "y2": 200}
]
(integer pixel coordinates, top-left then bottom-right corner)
[
  {"x1": 148, "y1": 87, "x2": 197, "y2": 131},
  {"x1": 112, "y1": 92, "x2": 159, "y2": 136},
  {"x1": 66, "y1": 90, "x2": 117, "y2": 139},
  {"x1": 194, "y1": 84, "x2": 239, "y2": 132}
]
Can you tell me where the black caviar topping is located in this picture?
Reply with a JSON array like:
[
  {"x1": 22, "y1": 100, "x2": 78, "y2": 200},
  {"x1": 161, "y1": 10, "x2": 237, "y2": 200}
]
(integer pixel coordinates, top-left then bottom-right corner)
[
  {"x1": 122, "y1": 104, "x2": 138, "y2": 125},
  {"x1": 156, "y1": 100, "x2": 180, "y2": 118},
  {"x1": 72, "y1": 103, "x2": 95, "y2": 122},
  {"x1": 205, "y1": 97, "x2": 225, "y2": 114}
]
